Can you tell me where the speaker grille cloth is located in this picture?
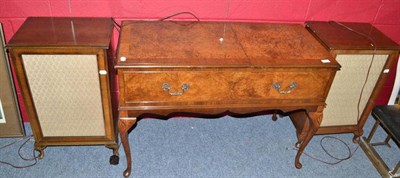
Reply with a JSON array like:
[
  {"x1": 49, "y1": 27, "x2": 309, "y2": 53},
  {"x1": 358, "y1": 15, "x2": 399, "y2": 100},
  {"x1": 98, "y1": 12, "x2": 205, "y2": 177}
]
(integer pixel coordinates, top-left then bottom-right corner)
[
  {"x1": 322, "y1": 54, "x2": 387, "y2": 126},
  {"x1": 22, "y1": 55, "x2": 105, "y2": 137}
]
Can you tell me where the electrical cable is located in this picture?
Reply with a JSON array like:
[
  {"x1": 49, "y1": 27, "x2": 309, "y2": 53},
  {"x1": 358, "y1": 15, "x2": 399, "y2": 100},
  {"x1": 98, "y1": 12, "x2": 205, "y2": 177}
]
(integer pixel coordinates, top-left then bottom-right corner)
[
  {"x1": 220, "y1": 0, "x2": 231, "y2": 43},
  {"x1": 158, "y1": 11, "x2": 200, "y2": 22},
  {"x1": 112, "y1": 18, "x2": 121, "y2": 32},
  {"x1": 67, "y1": 0, "x2": 72, "y2": 17},
  {"x1": 111, "y1": 11, "x2": 200, "y2": 34},
  {"x1": 0, "y1": 137, "x2": 25, "y2": 150},
  {"x1": 0, "y1": 135, "x2": 40, "y2": 168},
  {"x1": 330, "y1": 21, "x2": 378, "y2": 143},
  {"x1": 293, "y1": 136, "x2": 360, "y2": 166}
]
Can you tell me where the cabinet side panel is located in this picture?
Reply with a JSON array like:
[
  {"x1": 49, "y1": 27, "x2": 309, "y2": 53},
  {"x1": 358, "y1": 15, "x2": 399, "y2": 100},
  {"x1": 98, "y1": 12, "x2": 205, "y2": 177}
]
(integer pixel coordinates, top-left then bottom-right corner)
[
  {"x1": 22, "y1": 54, "x2": 105, "y2": 137},
  {"x1": 322, "y1": 54, "x2": 387, "y2": 126}
]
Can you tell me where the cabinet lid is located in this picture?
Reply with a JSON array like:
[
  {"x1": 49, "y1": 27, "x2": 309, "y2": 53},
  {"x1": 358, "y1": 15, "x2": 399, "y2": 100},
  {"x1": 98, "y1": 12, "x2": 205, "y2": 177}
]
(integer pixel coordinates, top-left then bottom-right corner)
[
  {"x1": 116, "y1": 21, "x2": 338, "y2": 69},
  {"x1": 7, "y1": 17, "x2": 113, "y2": 48},
  {"x1": 305, "y1": 21, "x2": 400, "y2": 51}
]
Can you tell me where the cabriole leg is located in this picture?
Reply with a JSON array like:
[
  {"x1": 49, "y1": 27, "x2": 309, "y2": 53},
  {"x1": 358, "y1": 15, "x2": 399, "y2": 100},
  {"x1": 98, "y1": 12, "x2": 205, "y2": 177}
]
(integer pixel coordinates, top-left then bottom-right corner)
[
  {"x1": 118, "y1": 110, "x2": 137, "y2": 178},
  {"x1": 294, "y1": 107, "x2": 323, "y2": 169}
]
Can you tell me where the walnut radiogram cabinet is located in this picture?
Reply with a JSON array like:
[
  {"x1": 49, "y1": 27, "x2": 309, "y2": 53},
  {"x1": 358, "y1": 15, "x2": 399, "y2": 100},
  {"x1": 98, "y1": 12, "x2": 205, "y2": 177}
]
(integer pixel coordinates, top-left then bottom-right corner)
[
  {"x1": 7, "y1": 17, "x2": 119, "y2": 163},
  {"x1": 116, "y1": 21, "x2": 340, "y2": 177}
]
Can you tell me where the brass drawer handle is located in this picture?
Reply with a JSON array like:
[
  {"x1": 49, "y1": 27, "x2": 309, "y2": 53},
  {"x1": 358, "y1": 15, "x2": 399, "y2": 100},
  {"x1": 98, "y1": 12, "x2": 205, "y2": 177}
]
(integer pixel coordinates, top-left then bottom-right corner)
[
  {"x1": 272, "y1": 82, "x2": 297, "y2": 94},
  {"x1": 162, "y1": 83, "x2": 190, "y2": 96}
]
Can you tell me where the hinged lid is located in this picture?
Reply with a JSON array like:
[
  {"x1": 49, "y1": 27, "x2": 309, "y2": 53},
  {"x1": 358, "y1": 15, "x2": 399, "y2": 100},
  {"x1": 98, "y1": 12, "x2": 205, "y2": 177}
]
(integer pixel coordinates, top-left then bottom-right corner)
[
  {"x1": 7, "y1": 17, "x2": 114, "y2": 48},
  {"x1": 306, "y1": 21, "x2": 400, "y2": 51},
  {"x1": 116, "y1": 21, "x2": 339, "y2": 69}
]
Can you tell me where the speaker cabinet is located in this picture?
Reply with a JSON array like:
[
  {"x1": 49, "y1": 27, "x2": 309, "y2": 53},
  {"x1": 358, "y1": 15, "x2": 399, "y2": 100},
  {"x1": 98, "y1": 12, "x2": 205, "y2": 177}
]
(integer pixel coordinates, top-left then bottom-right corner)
[
  {"x1": 291, "y1": 21, "x2": 399, "y2": 142},
  {"x1": 7, "y1": 17, "x2": 118, "y2": 161}
]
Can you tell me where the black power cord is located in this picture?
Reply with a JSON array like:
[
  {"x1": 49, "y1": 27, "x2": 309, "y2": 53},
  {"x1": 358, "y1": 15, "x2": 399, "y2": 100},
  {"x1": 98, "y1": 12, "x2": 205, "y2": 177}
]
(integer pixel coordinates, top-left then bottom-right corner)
[
  {"x1": 111, "y1": 11, "x2": 200, "y2": 32},
  {"x1": 0, "y1": 135, "x2": 40, "y2": 168},
  {"x1": 330, "y1": 21, "x2": 378, "y2": 129},
  {"x1": 158, "y1": 11, "x2": 200, "y2": 22},
  {"x1": 294, "y1": 136, "x2": 360, "y2": 165}
]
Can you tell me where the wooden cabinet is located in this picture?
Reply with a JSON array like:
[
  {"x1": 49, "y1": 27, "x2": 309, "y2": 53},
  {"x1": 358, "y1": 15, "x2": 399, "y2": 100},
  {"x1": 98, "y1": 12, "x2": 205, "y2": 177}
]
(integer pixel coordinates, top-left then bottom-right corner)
[
  {"x1": 115, "y1": 21, "x2": 340, "y2": 177},
  {"x1": 7, "y1": 17, "x2": 119, "y2": 163},
  {"x1": 292, "y1": 21, "x2": 400, "y2": 142}
]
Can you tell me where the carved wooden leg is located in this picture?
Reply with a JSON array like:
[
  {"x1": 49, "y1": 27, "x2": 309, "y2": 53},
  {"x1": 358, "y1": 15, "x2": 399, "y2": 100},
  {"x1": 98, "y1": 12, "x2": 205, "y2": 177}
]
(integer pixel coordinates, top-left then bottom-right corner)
[
  {"x1": 288, "y1": 111, "x2": 309, "y2": 148},
  {"x1": 294, "y1": 107, "x2": 323, "y2": 169},
  {"x1": 118, "y1": 111, "x2": 137, "y2": 178}
]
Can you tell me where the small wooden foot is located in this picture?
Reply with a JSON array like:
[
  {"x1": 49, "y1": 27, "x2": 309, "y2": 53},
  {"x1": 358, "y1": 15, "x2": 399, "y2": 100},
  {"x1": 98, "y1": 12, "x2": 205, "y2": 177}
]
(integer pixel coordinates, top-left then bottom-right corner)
[
  {"x1": 123, "y1": 169, "x2": 131, "y2": 178},
  {"x1": 295, "y1": 161, "x2": 302, "y2": 169},
  {"x1": 34, "y1": 142, "x2": 46, "y2": 159},
  {"x1": 353, "y1": 129, "x2": 364, "y2": 144},
  {"x1": 295, "y1": 141, "x2": 301, "y2": 148},
  {"x1": 272, "y1": 112, "x2": 278, "y2": 121},
  {"x1": 38, "y1": 150, "x2": 44, "y2": 159},
  {"x1": 353, "y1": 135, "x2": 360, "y2": 144},
  {"x1": 109, "y1": 155, "x2": 119, "y2": 165},
  {"x1": 106, "y1": 143, "x2": 120, "y2": 165}
]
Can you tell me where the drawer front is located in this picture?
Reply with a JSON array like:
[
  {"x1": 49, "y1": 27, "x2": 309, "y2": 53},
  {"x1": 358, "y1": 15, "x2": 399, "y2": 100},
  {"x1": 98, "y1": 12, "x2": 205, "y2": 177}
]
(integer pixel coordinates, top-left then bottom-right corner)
[{"x1": 120, "y1": 69, "x2": 332, "y2": 105}]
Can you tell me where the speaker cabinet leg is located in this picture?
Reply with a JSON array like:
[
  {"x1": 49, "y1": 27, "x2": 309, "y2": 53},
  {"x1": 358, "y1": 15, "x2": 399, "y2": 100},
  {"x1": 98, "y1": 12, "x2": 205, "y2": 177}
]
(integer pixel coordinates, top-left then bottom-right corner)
[
  {"x1": 106, "y1": 144, "x2": 119, "y2": 165},
  {"x1": 353, "y1": 129, "x2": 364, "y2": 144},
  {"x1": 34, "y1": 142, "x2": 46, "y2": 159},
  {"x1": 118, "y1": 113, "x2": 137, "y2": 178}
]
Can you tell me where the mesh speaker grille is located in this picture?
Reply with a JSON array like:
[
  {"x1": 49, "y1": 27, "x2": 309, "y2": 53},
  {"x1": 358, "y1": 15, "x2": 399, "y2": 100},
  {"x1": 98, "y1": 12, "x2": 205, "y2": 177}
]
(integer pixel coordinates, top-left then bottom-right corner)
[
  {"x1": 322, "y1": 54, "x2": 387, "y2": 126},
  {"x1": 22, "y1": 54, "x2": 105, "y2": 137}
]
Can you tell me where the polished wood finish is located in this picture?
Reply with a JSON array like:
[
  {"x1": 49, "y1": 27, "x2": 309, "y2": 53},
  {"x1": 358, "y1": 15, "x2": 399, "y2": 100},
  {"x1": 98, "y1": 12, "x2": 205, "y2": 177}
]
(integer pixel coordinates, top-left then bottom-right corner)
[
  {"x1": 7, "y1": 17, "x2": 113, "y2": 48},
  {"x1": 292, "y1": 21, "x2": 400, "y2": 143},
  {"x1": 305, "y1": 21, "x2": 400, "y2": 50},
  {"x1": 118, "y1": 111, "x2": 137, "y2": 177},
  {"x1": 117, "y1": 21, "x2": 338, "y2": 68},
  {"x1": 122, "y1": 69, "x2": 332, "y2": 104},
  {"x1": 6, "y1": 17, "x2": 118, "y2": 160},
  {"x1": 116, "y1": 21, "x2": 340, "y2": 177}
]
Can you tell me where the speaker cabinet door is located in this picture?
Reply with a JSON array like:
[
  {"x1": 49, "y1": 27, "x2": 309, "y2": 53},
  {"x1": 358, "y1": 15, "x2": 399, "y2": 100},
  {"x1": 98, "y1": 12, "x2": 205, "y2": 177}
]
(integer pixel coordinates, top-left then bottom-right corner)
[
  {"x1": 21, "y1": 54, "x2": 106, "y2": 137},
  {"x1": 322, "y1": 54, "x2": 388, "y2": 127},
  {"x1": 9, "y1": 47, "x2": 118, "y2": 159}
]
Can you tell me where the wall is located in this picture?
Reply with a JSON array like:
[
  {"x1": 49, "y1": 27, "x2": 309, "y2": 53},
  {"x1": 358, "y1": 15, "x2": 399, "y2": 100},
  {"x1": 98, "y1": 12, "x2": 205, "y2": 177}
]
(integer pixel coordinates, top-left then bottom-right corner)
[{"x1": 0, "y1": 0, "x2": 399, "y2": 122}]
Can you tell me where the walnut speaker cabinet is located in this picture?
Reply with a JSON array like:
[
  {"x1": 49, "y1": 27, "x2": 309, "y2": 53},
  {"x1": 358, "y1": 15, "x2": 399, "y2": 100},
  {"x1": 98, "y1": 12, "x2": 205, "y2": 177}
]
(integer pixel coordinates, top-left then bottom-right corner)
[
  {"x1": 292, "y1": 21, "x2": 400, "y2": 142},
  {"x1": 7, "y1": 17, "x2": 119, "y2": 163}
]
